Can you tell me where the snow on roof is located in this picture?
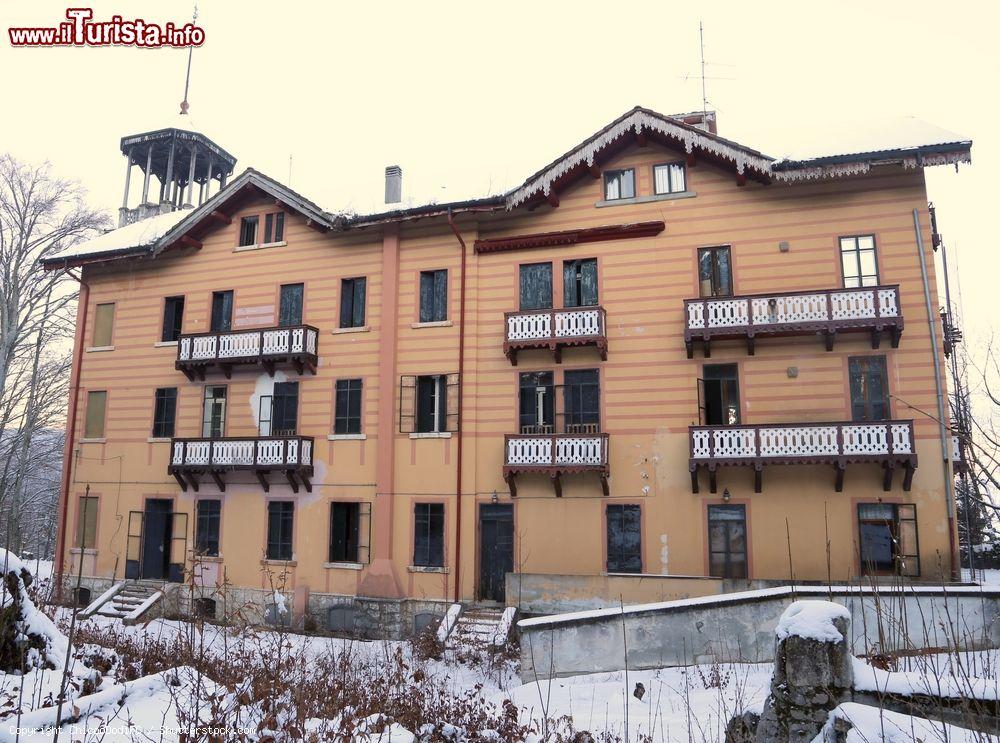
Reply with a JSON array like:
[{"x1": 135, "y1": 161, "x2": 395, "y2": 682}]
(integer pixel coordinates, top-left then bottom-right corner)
[
  {"x1": 48, "y1": 208, "x2": 190, "y2": 263},
  {"x1": 774, "y1": 600, "x2": 850, "y2": 643},
  {"x1": 772, "y1": 116, "x2": 970, "y2": 165}
]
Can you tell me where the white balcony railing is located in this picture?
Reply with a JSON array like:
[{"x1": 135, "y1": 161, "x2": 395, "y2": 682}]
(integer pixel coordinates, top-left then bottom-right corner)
[
  {"x1": 170, "y1": 436, "x2": 313, "y2": 469},
  {"x1": 178, "y1": 325, "x2": 318, "y2": 362},
  {"x1": 504, "y1": 307, "x2": 608, "y2": 364},
  {"x1": 503, "y1": 433, "x2": 610, "y2": 496}
]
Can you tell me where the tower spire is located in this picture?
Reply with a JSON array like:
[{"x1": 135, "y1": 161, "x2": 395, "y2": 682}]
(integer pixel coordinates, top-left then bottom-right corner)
[{"x1": 179, "y1": 4, "x2": 198, "y2": 115}]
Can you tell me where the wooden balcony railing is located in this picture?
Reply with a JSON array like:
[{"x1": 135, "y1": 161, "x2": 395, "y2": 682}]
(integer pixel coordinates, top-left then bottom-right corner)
[
  {"x1": 502, "y1": 433, "x2": 609, "y2": 497},
  {"x1": 176, "y1": 325, "x2": 318, "y2": 380},
  {"x1": 684, "y1": 285, "x2": 903, "y2": 357},
  {"x1": 169, "y1": 435, "x2": 314, "y2": 493},
  {"x1": 688, "y1": 420, "x2": 917, "y2": 493},
  {"x1": 503, "y1": 306, "x2": 607, "y2": 365}
]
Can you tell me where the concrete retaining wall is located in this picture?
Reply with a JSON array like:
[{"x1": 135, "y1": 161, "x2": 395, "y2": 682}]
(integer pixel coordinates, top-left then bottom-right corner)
[
  {"x1": 506, "y1": 572, "x2": 723, "y2": 614},
  {"x1": 518, "y1": 585, "x2": 1000, "y2": 681}
]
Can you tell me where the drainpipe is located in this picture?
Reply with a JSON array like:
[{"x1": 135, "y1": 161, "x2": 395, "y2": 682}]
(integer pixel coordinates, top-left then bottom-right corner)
[
  {"x1": 447, "y1": 208, "x2": 468, "y2": 602},
  {"x1": 912, "y1": 208, "x2": 959, "y2": 580},
  {"x1": 54, "y1": 268, "x2": 89, "y2": 598}
]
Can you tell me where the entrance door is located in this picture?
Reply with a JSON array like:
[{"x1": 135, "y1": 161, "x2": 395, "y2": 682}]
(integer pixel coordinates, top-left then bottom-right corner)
[
  {"x1": 141, "y1": 499, "x2": 173, "y2": 580},
  {"x1": 479, "y1": 504, "x2": 513, "y2": 603}
]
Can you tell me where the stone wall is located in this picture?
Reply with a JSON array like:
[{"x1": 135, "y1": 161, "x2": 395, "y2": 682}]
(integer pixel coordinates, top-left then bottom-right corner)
[{"x1": 519, "y1": 584, "x2": 1000, "y2": 681}]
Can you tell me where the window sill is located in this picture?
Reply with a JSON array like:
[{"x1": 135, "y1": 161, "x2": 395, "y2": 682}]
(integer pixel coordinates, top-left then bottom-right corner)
[
  {"x1": 233, "y1": 240, "x2": 287, "y2": 253},
  {"x1": 408, "y1": 565, "x2": 449, "y2": 574},
  {"x1": 70, "y1": 548, "x2": 98, "y2": 555},
  {"x1": 408, "y1": 432, "x2": 452, "y2": 439},
  {"x1": 260, "y1": 559, "x2": 297, "y2": 567},
  {"x1": 327, "y1": 433, "x2": 367, "y2": 441},
  {"x1": 595, "y1": 190, "x2": 696, "y2": 208},
  {"x1": 147, "y1": 437, "x2": 171, "y2": 443},
  {"x1": 190, "y1": 554, "x2": 224, "y2": 563},
  {"x1": 86, "y1": 346, "x2": 115, "y2": 353},
  {"x1": 331, "y1": 326, "x2": 371, "y2": 335},
  {"x1": 324, "y1": 561, "x2": 364, "y2": 571},
  {"x1": 410, "y1": 320, "x2": 452, "y2": 329},
  {"x1": 78, "y1": 438, "x2": 106, "y2": 444},
  {"x1": 153, "y1": 340, "x2": 178, "y2": 348}
]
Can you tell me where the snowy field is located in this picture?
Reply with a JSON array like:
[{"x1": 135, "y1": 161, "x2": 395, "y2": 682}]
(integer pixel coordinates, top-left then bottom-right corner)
[{"x1": 3, "y1": 557, "x2": 1000, "y2": 741}]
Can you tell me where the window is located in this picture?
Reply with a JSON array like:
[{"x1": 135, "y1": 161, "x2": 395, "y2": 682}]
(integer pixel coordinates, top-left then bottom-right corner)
[
  {"x1": 564, "y1": 369, "x2": 600, "y2": 434},
  {"x1": 340, "y1": 277, "x2": 367, "y2": 328},
  {"x1": 329, "y1": 502, "x2": 360, "y2": 563},
  {"x1": 840, "y1": 235, "x2": 879, "y2": 288},
  {"x1": 413, "y1": 503, "x2": 444, "y2": 567},
  {"x1": 698, "y1": 246, "x2": 732, "y2": 298},
  {"x1": 271, "y1": 381, "x2": 299, "y2": 436},
  {"x1": 700, "y1": 364, "x2": 740, "y2": 425},
  {"x1": 84, "y1": 391, "x2": 107, "y2": 438},
  {"x1": 519, "y1": 263, "x2": 552, "y2": 311},
  {"x1": 239, "y1": 215, "x2": 258, "y2": 247},
  {"x1": 161, "y1": 296, "x2": 184, "y2": 342},
  {"x1": 266, "y1": 501, "x2": 294, "y2": 561},
  {"x1": 858, "y1": 503, "x2": 919, "y2": 576},
  {"x1": 334, "y1": 379, "x2": 363, "y2": 434},
  {"x1": 279, "y1": 283, "x2": 303, "y2": 326},
  {"x1": 400, "y1": 374, "x2": 459, "y2": 434},
  {"x1": 708, "y1": 505, "x2": 748, "y2": 579},
  {"x1": 849, "y1": 356, "x2": 889, "y2": 421},
  {"x1": 202, "y1": 386, "x2": 227, "y2": 438},
  {"x1": 603, "y1": 168, "x2": 635, "y2": 200},
  {"x1": 564, "y1": 259, "x2": 598, "y2": 307},
  {"x1": 654, "y1": 162, "x2": 687, "y2": 194},
  {"x1": 419, "y1": 270, "x2": 448, "y2": 323},
  {"x1": 195, "y1": 499, "x2": 221, "y2": 557},
  {"x1": 519, "y1": 371, "x2": 554, "y2": 434},
  {"x1": 606, "y1": 504, "x2": 642, "y2": 573},
  {"x1": 76, "y1": 496, "x2": 98, "y2": 549},
  {"x1": 263, "y1": 212, "x2": 285, "y2": 244},
  {"x1": 152, "y1": 387, "x2": 177, "y2": 438},
  {"x1": 210, "y1": 291, "x2": 233, "y2": 333},
  {"x1": 93, "y1": 302, "x2": 115, "y2": 347}
]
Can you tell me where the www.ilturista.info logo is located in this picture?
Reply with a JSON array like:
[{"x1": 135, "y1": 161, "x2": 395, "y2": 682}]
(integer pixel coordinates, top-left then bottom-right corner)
[{"x1": 8, "y1": 8, "x2": 205, "y2": 48}]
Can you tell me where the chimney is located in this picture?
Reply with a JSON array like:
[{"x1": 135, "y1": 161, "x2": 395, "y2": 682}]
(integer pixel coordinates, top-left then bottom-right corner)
[
  {"x1": 384, "y1": 165, "x2": 402, "y2": 204},
  {"x1": 670, "y1": 111, "x2": 717, "y2": 134}
]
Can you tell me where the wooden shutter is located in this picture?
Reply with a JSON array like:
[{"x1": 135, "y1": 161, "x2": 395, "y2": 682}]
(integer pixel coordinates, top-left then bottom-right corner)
[
  {"x1": 445, "y1": 373, "x2": 460, "y2": 432},
  {"x1": 93, "y1": 303, "x2": 115, "y2": 346},
  {"x1": 399, "y1": 375, "x2": 416, "y2": 433},
  {"x1": 84, "y1": 391, "x2": 107, "y2": 438}
]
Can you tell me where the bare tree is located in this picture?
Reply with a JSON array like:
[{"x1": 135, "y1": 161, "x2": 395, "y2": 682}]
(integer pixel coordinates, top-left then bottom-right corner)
[{"x1": 0, "y1": 154, "x2": 109, "y2": 552}]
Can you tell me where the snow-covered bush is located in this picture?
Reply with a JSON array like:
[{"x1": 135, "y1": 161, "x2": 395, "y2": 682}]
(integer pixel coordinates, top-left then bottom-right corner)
[{"x1": 0, "y1": 548, "x2": 67, "y2": 672}]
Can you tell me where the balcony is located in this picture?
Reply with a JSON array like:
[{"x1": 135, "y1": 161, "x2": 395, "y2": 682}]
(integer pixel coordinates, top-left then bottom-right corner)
[
  {"x1": 176, "y1": 325, "x2": 318, "y2": 380},
  {"x1": 952, "y1": 434, "x2": 967, "y2": 475},
  {"x1": 504, "y1": 307, "x2": 607, "y2": 365},
  {"x1": 684, "y1": 286, "x2": 903, "y2": 357},
  {"x1": 503, "y1": 433, "x2": 609, "y2": 497},
  {"x1": 169, "y1": 436, "x2": 314, "y2": 493},
  {"x1": 688, "y1": 420, "x2": 917, "y2": 493}
]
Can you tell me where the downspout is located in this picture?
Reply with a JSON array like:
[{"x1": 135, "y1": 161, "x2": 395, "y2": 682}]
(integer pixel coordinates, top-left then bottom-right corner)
[
  {"x1": 447, "y1": 208, "x2": 468, "y2": 602},
  {"x1": 54, "y1": 268, "x2": 89, "y2": 597},
  {"x1": 912, "y1": 208, "x2": 959, "y2": 580}
]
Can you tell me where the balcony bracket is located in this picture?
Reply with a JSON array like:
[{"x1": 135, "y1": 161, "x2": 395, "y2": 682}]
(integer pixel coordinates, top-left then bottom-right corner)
[
  {"x1": 870, "y1": 329, "x2": 882, "y2": 350},
  {"x1": 599, "y1": 474, "x2": 610, "y2": 496},
  {"x1": 685, "y1": 340, "x2": 694, "y2": 360},
  {"x1": 690, "y1": 467, "x2": 700, "y2": 494},
  {"x1": 255, "y1": 470, "x2": 271, "y2": 493},
  {"x1": 552, "y1": 344, "x2": 562, "y2": 364},
  {"x1": 747, "y1": 335, "x2": 756, "y2": 356},
  {"x1": 834, "y1": 463, "x2": 845, "y2": 492},
  {"x1": 301, "y1": 473, "x2": 313, "y2": 493},
  {"x1": 186, "y1": 473, "x2": 199, "y2": 493},
  {"x1": 263, "y1": 360, "x2": 276, "y2": 378},
  {"x1": 902, "y1": 462, "x2": 915, "y2": 491},
  {"x1": 180, "y1": 368, "x2": 196, "y2": 382},
  {"x1": 292, "y1": 359, "x2": 304, "y2": 375},
  {"x1": 825, "y1": 331, "x2": 836, "y2": 352},
  {"x1": 551, "y1": 472, "x2": 563, "y2": 498},
  {"x1": 173, "y1": 472, "x2": 189, "y2": 492},
  {"x1": 882, "y1": 462, "x2": 895, "y2": 492},
  {"x1": 504, "y1": 347, "x2": 518, "y2": 366},
  {"x1": 708, "y1": 467, "x2": 718, "y2": 494},
  {"x1": 891, "y1": 328, "x2": 902, "y2": 348},
  {"x1": 753, "y1": 465, "x2": 762, "y2": 494},
  {"x1": 285, "y1": 470, "x2": 300, "y2": 494},
  {"x1": 703, "y1": 337, "x2": 712, "y2": 358},
  {"x1": 598, "y1": 340, "x2": 608, "y2": 362},
  {"x1": 210, "y1": 472, "x2": 226, "y2": 492},
  {"x1": 503, "y1": 471, "x2": 518, "y2": 498},
  {"x1": 219, "y1": 363, "x2": 232, "y2": 380}
]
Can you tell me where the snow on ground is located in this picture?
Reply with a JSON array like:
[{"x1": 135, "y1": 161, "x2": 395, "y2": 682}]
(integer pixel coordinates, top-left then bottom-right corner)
[{"x1": 821, "y1": 701, "x2": 987, "y2": 742}]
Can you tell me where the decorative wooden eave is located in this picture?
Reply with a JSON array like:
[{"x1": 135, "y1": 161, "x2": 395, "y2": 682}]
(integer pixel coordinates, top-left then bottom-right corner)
[{"x1": 474, "y1": 220, "x2": 664, "y2": 254}]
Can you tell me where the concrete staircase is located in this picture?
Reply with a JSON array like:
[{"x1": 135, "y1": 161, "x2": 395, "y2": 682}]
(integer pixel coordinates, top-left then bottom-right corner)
[
  {"x1": 445, "y1": 606, "x2": 516, "y2": 649},
  {"x1": 82, "y1": 581, "x2": 163, "y2": 622}
]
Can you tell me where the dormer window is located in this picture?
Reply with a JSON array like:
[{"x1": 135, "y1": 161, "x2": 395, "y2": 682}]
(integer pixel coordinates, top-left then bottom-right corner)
[
  {"x1": 239, "y1": 215, "x2": 258, "y2": 247},
  {"x1": 653, "y1": 162, "x2": 686, "y2": 194},
  {"x1": 603, "y1": 169, "x2": 635, "y2": 201}
]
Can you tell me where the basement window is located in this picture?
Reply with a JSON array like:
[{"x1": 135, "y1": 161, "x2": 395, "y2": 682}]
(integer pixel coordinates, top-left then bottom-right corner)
[{"x1": 603, "y1": 168, "x2": 635, "y2": 200}]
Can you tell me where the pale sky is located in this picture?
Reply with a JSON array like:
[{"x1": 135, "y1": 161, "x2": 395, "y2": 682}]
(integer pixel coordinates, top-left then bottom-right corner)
[{"x1": 1, "y1": 0, "x2": 997, "y2": 364}]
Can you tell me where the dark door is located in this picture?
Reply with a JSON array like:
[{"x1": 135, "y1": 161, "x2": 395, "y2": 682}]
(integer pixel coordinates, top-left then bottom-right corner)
[
  {"x1": 479, "y1": 504, "x2": 513, "y2": 602},
  {"x1": 141, "y1": 499, "x2": 173, "y2": 580}
]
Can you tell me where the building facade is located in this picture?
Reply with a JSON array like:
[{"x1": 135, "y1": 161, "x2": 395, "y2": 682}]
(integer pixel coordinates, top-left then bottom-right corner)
[{"x1": 46, "y1": 107, "x2": 972, "y2": 636}]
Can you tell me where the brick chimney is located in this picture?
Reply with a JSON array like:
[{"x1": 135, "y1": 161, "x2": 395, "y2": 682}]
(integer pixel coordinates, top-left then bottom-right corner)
[
  {"x1": 670, "y1": 111, "x2": 717, "y2": 134},
  {"x1": 384, "y1": 165, "x2": 402, "y2": 204}
]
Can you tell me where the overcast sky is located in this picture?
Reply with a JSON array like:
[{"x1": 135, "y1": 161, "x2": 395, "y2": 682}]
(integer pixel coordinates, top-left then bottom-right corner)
[{"x1": 1, "y1": 0, "x2": 997, "y2": 362}]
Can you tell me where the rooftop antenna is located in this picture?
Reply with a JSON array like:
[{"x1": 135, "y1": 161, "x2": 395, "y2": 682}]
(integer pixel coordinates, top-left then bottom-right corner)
[
  {"x1": 288, "y1": 154, "x2": 293, "y2": 186},
  {"x1": 179, "y1": 4, "x2": 198, "y2": 114},
  {"x1": 699, "y1": 21, "x2": 708, "y2": 118}
]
